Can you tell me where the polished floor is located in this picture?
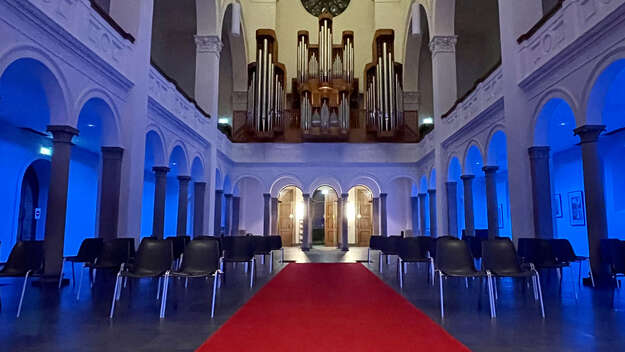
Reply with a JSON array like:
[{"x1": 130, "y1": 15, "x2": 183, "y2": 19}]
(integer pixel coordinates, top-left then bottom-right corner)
[{"x1": 0, "y1": 246, "x2": 624, "y2": 351}]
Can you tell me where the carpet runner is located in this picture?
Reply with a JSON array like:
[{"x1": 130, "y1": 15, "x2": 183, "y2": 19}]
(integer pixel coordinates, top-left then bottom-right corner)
[{"x1": 197, "y1": 263, "x2": 469, "y2": 351}]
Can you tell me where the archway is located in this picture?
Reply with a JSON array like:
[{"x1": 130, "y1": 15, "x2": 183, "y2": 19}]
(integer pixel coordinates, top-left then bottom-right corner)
[
  {"x1": 17, "y1": 160, "x2": 51, "y2": 242},
  {"x1": 140, "y1": 130, "x2": 166, "y2": 237},
  {"x1": 235, "y1": 176, "x2": 263, "y2": 235},
  {"x1": 277, "y1": 186, "x2": 304, "y2": 246},
  {"x1": 448, "y1": 157, "x2": 463, "y2": 237},
  {"x1": 346, "y1": 185, "x2": 374, "y2": 246},
  {"x1": 404, "y1": 3, "x2": 433, "y2": 127},
  {"x1": 164, "y1": 145, "x2": 189, "y2": 237},
  {"x1": 387, "y1": 177, "x2": 417, "y2": 236},
  {"x1": 311, "y1": 186, "x2": 339, "y2": 247},
  {"x1": 463, "y1": 145, "x2": 487, "y2": 237},
  {"x1": 486, "y1": 130, "x2": 512, "y2": 237}
]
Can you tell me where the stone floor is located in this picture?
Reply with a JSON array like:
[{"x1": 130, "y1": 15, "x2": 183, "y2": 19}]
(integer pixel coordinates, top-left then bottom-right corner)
[{"x1": 0, "y1": 246, "x2": 624, "y2": 351}]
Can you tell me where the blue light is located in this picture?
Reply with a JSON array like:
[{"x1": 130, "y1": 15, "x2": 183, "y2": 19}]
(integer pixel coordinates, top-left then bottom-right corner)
[{"x1": 39, "y1": 146, "x2": 52, "y2": 156}]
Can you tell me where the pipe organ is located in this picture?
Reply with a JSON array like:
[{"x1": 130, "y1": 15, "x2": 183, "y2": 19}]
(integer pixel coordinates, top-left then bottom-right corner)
[
  {"x1": 364, "y1": 30, "x2": 404, "y2": 137},
  {"x1": 246, "y1": 29, "x2": 287, "y2": 138}
]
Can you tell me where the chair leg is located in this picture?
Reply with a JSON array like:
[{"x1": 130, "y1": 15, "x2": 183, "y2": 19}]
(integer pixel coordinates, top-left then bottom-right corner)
[
  {"x1": 465, "y1": 277, "x2": 469, "y2": 289},
  {"x1": 219, "y1": 258, "x2": 224, "y2": 288},
  {"x1": 571, "y1": 266, "x2": 578, "y2": 301},
  {"x1": 533, "y1": 270, "x2": 545, "y2": 318},
  {"x1": 379, "y1": 252, "x2": 383, "y2": 273},
  {"x1": 71, "y1": 262, "x2": 75, "y2": 288},
  {"x1": 159, "y1": 273, "x2": 170, "y2": 318},
  {"x1": 270, "y1": 251, "x2": 274, "y2": 273},
  {"x1": 109, "y1": 273, "x2": 122, "y2": 319},
  {"x1": 123, "y1": 276, "x2": 127, "y2": 288},
  {"x1": 58, "y1": 259, "x2": 66, "y2": 289},
  {"x1": 261, "y1": 254, "x2": 265, "y2": 265},
  {"x1": 487, "y1": 273, "x2": 496, "y2": 318},
  {"x1": 250, "y1": 258, "x2": 255, "y2": 288},
  {"x1": 76, "y1": 265, "x2": 86, "y2": 301},
  {"x1": 185, "y1": 277, "x2": 189, "y2": 288},
  {"x1": 211, "y1": 273, "x2": 218, "y2": 318},
  {"x1": 91, "y1": 269, "x2": 97, "y2": 288},
  {"x1": 532, "y1": 275, "x2": 539, "y2": 300},
  {"x1": 281, "y1": 248, "x2": 284, "y2": 263},
  {"x1": 493, "y1": 278, "x2": 498, "y2": 300},
  {"x1": 17, "y1": 270, "x2": 31, "y2": 318},
  {"x1": 245, "y1": 262, "x2": 249, "y2": 273},
  {"x1": 589, "y1": 260, "x2": 596, "y2": 288},
  {"x1": 156, "y1": 277, "x2": 162, "y2": 300},
  {"x1": 386, "y1": 254, "x2": 390, "y2": 265},
  {"x1": 399, "y1": 259, "x2": 403, "y2": 289},
  {"x1": 367, "y1": 248, "x2": 371, "y2": 263},
  {"x1": 429, "y1": 258, "x2": 435, "y2": 286},
  {"x1": 439, "y1": 272, "x2": 445, "y2": 319}
]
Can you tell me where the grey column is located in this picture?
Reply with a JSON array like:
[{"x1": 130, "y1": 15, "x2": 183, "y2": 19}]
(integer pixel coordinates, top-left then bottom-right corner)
[
  {"x1": 445, "y1": 182, "x2": 458, "y2": 238},
  {"x1": 176, "y1": 175, "x2": 191, "y2": 236},
  {"x1": 213, "y1": 190, "x2": 223, "y2": 235},
  {"x1": 428, "y1": 189, "x2": 437, "y2": 237},
  {"x1": 43, "y1": 125, "x2": 78, "y2": 277},
  {"x1": 372, "y1": 197, "x2": 380, "y2": 235},
  {"x1": 528, "y1": 146, "x2": 554, "y2": 238},
  {"x1": 263, "y1": 193, "x2": 271, "y2": 236},
  {"x1": 231, "y1": 196, "x2": 240, "y2": 235},
  {"x1": 574, "y1": 125, "x2": 609, "y2": 283},
  {"x1": 461, "y1": 175, "x2": 476, "y2": 237},
  {"x1": 224, "y1": 194, "x2": 233, "y2": 236},
  {"x1": 380, "y1": 193, "x2": 388, "y2": 236},
  {"x1": 302, "y1": 193, "x2": 311, "y2": 251},
  {"x1": 193, "y1": 182, "x2": 206, "y2": 236},
  {"x1": 152, "y1": 166, "x2": 170, "y2": 239},
  {"x1": 418, "y1": 193, "x2": 427, "y2": 235},
  {"x1": 99, "y1": 147, "x2": 123, "y2": 240},
  {"x1": 341, "y1": 193, "x2": 349, "y2": 251},
  {"x1": 410, "y1": 196, "x2": 419, "y2": 236},
  {"x1": 271, "y1": 197, "x2": 278, "y2": 235},
  {"x1": 483, "y1": 166, "x2": 500, "y2": 238}
]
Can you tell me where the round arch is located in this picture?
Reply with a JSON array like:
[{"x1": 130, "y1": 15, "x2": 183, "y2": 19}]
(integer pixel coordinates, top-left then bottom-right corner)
[
  {"x1": 344, "y1": 175, "x2": 382, "y2": 198},
  {"x1": 582, "y1": 47, "x2": 625, "y2": 128},
  {"x1": 462, "y1": 142, "x2": 485, "y2": 174},
  {"x1": 270, "y1": 175, "x2": 305, "y2": 197},
  {"x1": 73, "y1": 88, "x2": 122, "y2": 147},
  {"x1": 308, "y1": 176, "x2": 342, "y2": 196},
  {"x1": 168, "y1": 143, "x2": 190, "y2": 176}
]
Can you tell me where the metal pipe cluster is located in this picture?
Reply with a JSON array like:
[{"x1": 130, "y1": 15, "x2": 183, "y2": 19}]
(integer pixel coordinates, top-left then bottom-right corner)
[
  {"x1": 251, "y1": 37, "x2": 285, "y2": 132},
  {"x1": 365, "y1": 40, "x2": 401, "y2": 132}
]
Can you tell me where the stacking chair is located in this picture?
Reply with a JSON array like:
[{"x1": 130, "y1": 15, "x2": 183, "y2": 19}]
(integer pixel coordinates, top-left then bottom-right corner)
[
  {"x1": 368, "y1": 236, "x2": 383, "y2": 264},
  {"x1": 518, "y1": 238, "x2": 569, "y2": 288},
  {"x1": 482, "y1": 238, "x2": 545, "y2": 318},
  {"x1": 463, "y1": 236, "x2": 484, "y2": 269},
  {"x1": 435, "y1": 237, "x2": 489, "y2": 319},
  {"x1": 252, "y1": 236, "x2": 274, "y2": 271},
  {"x1": 551, "y1": 238, "x2": 594, "y2": 292},
  {"x1": 378, "y1": 236, "x2": 401, "y2": 273},
  {"x1": 58, "y1": 238, "x2": 103, "y2": 292},
  {"x1": 0, "y1": 241, "x2": 44, "y2": 317},
  {"x1": 220, "y1": 236, "x2": 256, "y2": 288},
  {"x1": 604, "y1": 239, "x2": 625, "y2": 308},
  {"x1": 397, "y1": 237, "x2": 433, "y2": 288},
  {"x1": 269, "y1": 235, "x2": 284, "y2": 264},
  {"x1": 166, "y1": 236, "x2": 190, "y2": 269},
  {"x1": 85, "y1": 239, "x2": 132, "y2": 293},
  {"x1": 109, "y1": 238, "x2": 173, "y2": 318},
  {"x1": 160, "y1": 239, "x2": 222, "y2": 318}
]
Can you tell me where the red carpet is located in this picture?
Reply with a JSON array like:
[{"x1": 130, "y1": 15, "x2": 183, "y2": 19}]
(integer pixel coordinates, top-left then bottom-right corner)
[{"x1": 197, "y1": 263, "x2": 469, "y2": 352}]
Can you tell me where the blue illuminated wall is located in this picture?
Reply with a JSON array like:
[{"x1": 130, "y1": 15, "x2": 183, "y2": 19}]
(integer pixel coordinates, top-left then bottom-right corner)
[{"x1": 141, "y1": 170, "x2": 155, "y2": 237}]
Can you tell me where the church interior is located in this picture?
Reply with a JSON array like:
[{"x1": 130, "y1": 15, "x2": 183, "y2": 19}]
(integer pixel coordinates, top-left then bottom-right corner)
[{"x1": 1, "y1": 0, "x2": 625, "y2": 350}]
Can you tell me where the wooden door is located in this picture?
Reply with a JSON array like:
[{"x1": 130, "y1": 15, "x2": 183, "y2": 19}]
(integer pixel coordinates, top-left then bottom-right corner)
[
  {"x1": 356, "y1": 189, "x2": 373, "y2": 246},
  {"x1": 324, "y1": 201, "x2": 337, "y2": 246},
  {"x1": 278, "y1": 190, "x2": 294, "y2": 246}
]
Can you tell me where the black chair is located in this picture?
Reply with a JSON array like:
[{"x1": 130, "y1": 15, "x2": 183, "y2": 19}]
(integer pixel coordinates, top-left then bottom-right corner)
[
  {"x1": 161, "y1": 239, "x2": 222, "y2": 318},
  {"x1": 252, "y1": 236, "x2": 274, "y2": 271},
  {"x1": 551, "y1": 238, "x2": 594, "y2": 293},
  {"x1": 220, "y1": 236, "x2": 256, "y2": 288},
  {"x1": 518, "y1": 238, "x2": 569, "y2": 287},
  {"x1": 396, "y1": 237, "x2": 433, "y2": 288},
  {"x1": 482, "y1": 238, "x2": 545, "y2": 318},
  {"x1": 166, "y1": 236, "x2": 191, "y2": 269},
  {"x1": 269, "y1": 235, "x2": 284, "y2": 263},
  {"x1": 463, "y1": 236, "x2": 484, "y2": 268},
  {"x1": 435, "y1": 237, "x2": 489, "y2": 318},
  {"x1": 368, "y1": 236, "x2": 383, "y2": 263},
  {"x1": 58, "y1": 238, "x2": 103, "y2": 295},
  {"x1": 0, "y1": 241, "x2": 44, "y2": 317},
  {"x1": 86, "y1": 238, "x2": 133, "y2": 293},
  {"x1": 378, "y1": 236, "x2": 402, "y2": 273},
  {"x1": 109, "y1": 238, "x2": 173, "y2": 318}
]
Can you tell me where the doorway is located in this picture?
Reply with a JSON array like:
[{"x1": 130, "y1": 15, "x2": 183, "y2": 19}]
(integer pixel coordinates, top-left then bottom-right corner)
[
  {"x1": 17, "y1": 160, "x2": 50, "y2": 241},
  {"x1": 311, "y1": 186, "x2": 338, "y2": 247},
  {"x1": 277, "y1": 186, "x2": 304, "y2": 246},
  {"x1": 347, "y1": 186, "x2": 374, "y2": 246}
]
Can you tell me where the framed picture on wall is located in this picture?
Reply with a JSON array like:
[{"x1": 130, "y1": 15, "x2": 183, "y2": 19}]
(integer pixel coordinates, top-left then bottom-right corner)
[
  {"x1": 568, "y1": 191, "x2": 586, "y2": 226},
  {"x1": 553, "y1": 194, "x2": 563, "y2": 218}
]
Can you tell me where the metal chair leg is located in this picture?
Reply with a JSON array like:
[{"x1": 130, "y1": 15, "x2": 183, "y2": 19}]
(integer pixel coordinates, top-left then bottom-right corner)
[
  {"x1": 270, "y1": 251, "x2": 274, "y2": 272},
  {"x1": 91, "y1": 269, "x2": 97, "y2": 288},
  {"x1": 281, "y1": 248, "x2": 284, "y2": 263},
  {"x1": 399, "y1": 259, "x2": 404, "y2": 288},
  {"x1": 219, "y1": 258, "x2": 224, "y2": 288},
  {"x1": 589, "y1": 261, "x2": 595, "y2": 287},
  {"x1": 17, "y1": 270, "x2": 31, "y2": 318},
  {"x1": 58, "y1": 259, "x2": 66, "y2": 289},
  {"x1": 439, "y1": 272, "x2": 445, "y2": 319},
  {"x1": 367, "y1": 248, "x2": 371, "y2": 263},
  {"x1": 109, "y1": 273, "x2": 121, "y2": 319},
  {"x1": 487, "y1": 273, "x2": 496, "y2": 318},
  {"x1": 71, "y1": 262, "x2": 75, "y2": 287},
  {"x1": 156, "y1": 277, "x2": 162, "y2": 300},
  {"x1": 159, "y1": 273, "x2": 170, "y2": 318},
  {"x1": 465, "y1": 277, "x2": 469, "y2": 288},
  {"x1": 571, "y1": 266, "x2": 578, "y2": 301},
  {"x1": 250, "y1": 258, "x2": 255, "y2": 288},
  {"x1": 76, "y1": 265, "x2": 86, "y2": 300},
  {"x1": 211, "y1": 273, "x2": 218, "y2": 318},
  {"x1": 533, "y1": 270, "x2": 545, "y2": 318},
  {"x1": 379, "y1": 252, "x2": 383, "y2": 273}
]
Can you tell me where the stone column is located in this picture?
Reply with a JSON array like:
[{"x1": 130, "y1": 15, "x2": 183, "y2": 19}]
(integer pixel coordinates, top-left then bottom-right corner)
[
  {"x1": 483, "y1": 166, "x2": 500, "y2": 238},
  {"x1": 152, "y1": 166, "x2": 170, "y2": 239},
  {"x1": 176, "y1": 176, "x2": 191, "y2": 236},
  {"x1": 213, "y1": 190, "x2": 223, "y2": 235},
  {"x1": 302, "y1": 194, "x2": 311, "y2": 251},
  {"x1": 271, "y1": 197, "x2": 278, "y2": 235},
  {"x1": 380, "y1": 193, "x2": 388, "y2": 236},
  {"x1": 224, "y1": 194, "x2": 233, "y2": 236},
  {"x1": 341, "y1": 193, "x2": 349, "y2": 251},
  {"x1": 372, "y1": 197, "x2": 380, "y2": 235},
  {"x1": 461, "y1": 175, "x2": 476, "y2": 237},
  {"x1": 99, "y1": 147, "x2": 124, "y2": 240},
  {"x1": 528, "y1": 147, "x2": 554, "y2": 238},
  {"x1": 43, "y1": 125, "x2": 78, "y2": 277},
  {"x1": 445, "y1": 182, "x2": 458, "y2": 237},
  {"x1": 410, "y1": 196, "x2": 419, "y2": 236},
  {"x1": 231, "y1": 196, "x2": 240, "y2": 235},
  {"x1": 263, "y1": 193, "x2": 271, "y2": 236},
  {"x1": 574, "y1": 125, "x2": 609, "y2": 282},
  {"x1": 193, "y1": 182, "x2": 206, "y2": 236},
  {"x1": 418, "y1": 193, "x2": 427, "y2": 235},
  {"x1": 194, "y1": 35, "x2": 223, "y2": 116},
  {"x1": 428, "y1": 189, "x2": 437, "y2": 237}
]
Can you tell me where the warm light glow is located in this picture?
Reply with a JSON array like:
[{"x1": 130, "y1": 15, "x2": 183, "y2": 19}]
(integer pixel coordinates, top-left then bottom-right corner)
[
  {"x1": 39, "y1": 146, "x2": 52, "y2": 156},
  {"x1": 218, "y1": 117, "x2": 229, "y2": 124},
  {"x1": 296, "y1": 202, "x2": 305, "y2": 219},
  {"x1": 423, "y1": 117, "x2": 434, "y2": 125},
  {"x1": 346, "y1": 202, "x2": 355, "y2": 219},
  {"x1": 321, "y1": 188, "x2": 329, "y2": 196}
]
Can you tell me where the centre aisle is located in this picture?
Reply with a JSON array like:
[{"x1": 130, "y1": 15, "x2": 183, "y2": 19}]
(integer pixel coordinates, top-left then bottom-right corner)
[{"x1": 197, "y1": 263, "x2": 469, "y2": 352}]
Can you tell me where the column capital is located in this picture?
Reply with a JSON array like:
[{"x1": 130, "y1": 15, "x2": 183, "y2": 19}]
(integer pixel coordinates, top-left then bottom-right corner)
[
  {"x1": 177, "y1": 175, "x2": 192, "y2": 182},
  {"x1": 152, "y1": 166, "x2": 170, "y2": 176},
  {"x1": 194, "y1": 35, "x2": 223, "y2": 56},
  {"x1": 528, "y1": 146, "x2": 550, "y2": 160},
  {"x1": 303, "y1": 193, "x2": 311, "y2": 200},
  {"x1": 445, "y1": 181, "x2": 457, "y2": 186},
  {"x1": 224, "y1": 193, "x2": 233, "y2": 199},
  {"x1": 101, "y1": 146, "x2": 124, "y2": 160},
  {"x1": 482, "y1": 166, "x2": 499, "y2": 174},
  {"x1": 461, "y1": 174, "x2": 475, "y2": 181},
  {"x1": 380, "y1": 193, "x2": 388, "y2": 199},
  {"x1": 429, "y1": 35, "x2": 458, "y2": 55},
  {"x1": 574, "y1": 124, "x2": 606, "y2": 144},
  {"x1": 215, "y1": 189, "x2": 224, "y2": 195},
  {"x1": 263, "y1": 193, "x2": 271, "y2": 200},
  {"x1": 47, "y1": 125, "x2": 79, "y2": 143},
  {"x1": 194, "y1": 181, "x2": 207, "y2": 186},
  {"x1": 418, "y1": 192, "x2": 427, "y2": 198},
  {"x1": 427, "y1": 189, "x2": 436, "y2": 195}
]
